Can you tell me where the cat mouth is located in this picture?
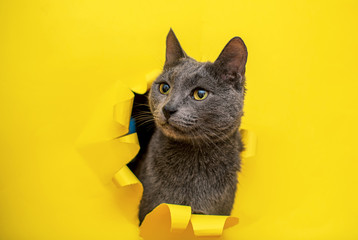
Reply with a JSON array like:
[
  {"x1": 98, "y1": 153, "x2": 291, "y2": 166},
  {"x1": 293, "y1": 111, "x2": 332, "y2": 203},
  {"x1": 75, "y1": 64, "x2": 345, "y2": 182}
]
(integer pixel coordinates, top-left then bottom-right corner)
[{"x1": 158, "y1": 119, "x2": 194, "y2": 136}]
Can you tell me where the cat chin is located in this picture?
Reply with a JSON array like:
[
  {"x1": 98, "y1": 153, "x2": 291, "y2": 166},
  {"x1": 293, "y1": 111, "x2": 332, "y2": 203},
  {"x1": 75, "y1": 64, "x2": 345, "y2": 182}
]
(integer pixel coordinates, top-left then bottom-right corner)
[
  {"x1": 157, "y1": 121, "x2": 194, "y2": 141},
  {"x1": 159, "y1": 121, "x2": 240, "y2": 144}
]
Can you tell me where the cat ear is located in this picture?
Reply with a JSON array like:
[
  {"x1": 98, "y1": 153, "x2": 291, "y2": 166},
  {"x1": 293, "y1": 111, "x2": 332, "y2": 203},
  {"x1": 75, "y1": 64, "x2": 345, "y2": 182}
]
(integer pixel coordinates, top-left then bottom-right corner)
[
  {"x1": 164, "y1": 29, "x2": 187, "y2": 68},
  {"x1": 213, "y1": 37, "x2": 248, "y2": 82}
]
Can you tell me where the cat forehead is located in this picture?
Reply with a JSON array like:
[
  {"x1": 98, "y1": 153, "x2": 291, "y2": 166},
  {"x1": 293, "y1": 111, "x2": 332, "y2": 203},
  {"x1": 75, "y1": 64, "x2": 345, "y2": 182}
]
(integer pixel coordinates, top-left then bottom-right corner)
[{"x1": 165, "y1": 59, "x2": 214, "y2": 86}]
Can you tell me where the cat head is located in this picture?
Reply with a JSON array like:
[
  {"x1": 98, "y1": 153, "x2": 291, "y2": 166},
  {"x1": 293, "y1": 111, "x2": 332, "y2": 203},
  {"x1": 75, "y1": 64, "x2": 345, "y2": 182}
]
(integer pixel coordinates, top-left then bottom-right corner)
[{"x1": 149, "y1": 29, "x2": 248, "y2": 142}]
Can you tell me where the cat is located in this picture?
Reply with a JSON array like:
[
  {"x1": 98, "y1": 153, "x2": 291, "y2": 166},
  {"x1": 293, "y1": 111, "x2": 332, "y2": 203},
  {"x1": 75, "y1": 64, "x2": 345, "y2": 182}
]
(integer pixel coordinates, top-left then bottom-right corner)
[{"x1": 135, "y1": 29, "x2": 248, "y2": 224}]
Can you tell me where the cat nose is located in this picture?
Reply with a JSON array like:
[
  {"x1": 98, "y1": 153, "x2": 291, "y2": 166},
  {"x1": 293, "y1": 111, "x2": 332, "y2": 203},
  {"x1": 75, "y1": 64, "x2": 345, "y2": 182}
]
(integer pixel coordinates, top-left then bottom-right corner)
[{"x1": 162, "y1": 105, "x2": 177, "y2": 120}]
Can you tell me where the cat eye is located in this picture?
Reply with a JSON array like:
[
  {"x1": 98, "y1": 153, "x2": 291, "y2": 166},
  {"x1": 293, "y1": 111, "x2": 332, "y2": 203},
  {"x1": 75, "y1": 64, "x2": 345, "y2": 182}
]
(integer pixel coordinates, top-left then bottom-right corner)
[
  {"x1": 159, "y1": 83, "x2": 170, "y2": 95},
  {"x1": 192, "y1": 89, "x2": 208, "y2": 101}
]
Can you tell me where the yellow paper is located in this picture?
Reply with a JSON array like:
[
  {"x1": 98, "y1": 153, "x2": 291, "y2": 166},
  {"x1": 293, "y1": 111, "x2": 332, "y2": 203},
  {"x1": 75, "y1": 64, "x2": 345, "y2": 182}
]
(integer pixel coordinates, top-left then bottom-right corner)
[
  {"x1": 139, "y1": 204, "x2": 240, "y2": 239},
  {"x1": 1, "y1": 1, "x2": 358, "y2": 239},
  {"x1": 190, "y1": 214, "x2": 239, "y2": 237}
]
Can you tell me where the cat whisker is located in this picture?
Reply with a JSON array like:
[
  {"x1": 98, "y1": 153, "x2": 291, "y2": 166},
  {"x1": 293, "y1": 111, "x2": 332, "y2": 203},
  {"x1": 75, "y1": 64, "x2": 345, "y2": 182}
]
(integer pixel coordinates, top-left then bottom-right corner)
[
  {"x1": 136, "y1": 120, "x2": 154, "y2": 128},
  {"x1": 134, "y1": 103, "x2": 151, "y2": 108}
]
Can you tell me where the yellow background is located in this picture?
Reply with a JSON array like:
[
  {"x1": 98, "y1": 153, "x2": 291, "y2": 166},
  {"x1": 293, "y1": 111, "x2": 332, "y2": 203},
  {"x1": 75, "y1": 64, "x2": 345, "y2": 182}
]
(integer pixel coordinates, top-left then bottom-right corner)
[{"x1": 1, "y1": 0, "x2": 358, "y2": 239}]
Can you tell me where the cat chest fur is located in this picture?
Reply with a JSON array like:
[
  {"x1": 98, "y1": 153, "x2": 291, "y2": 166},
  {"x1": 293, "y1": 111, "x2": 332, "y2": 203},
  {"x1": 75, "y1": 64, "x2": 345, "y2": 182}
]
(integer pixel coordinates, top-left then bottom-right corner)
[{"x1": 141, "y1": 130, "x2": 241, "y2": 206}]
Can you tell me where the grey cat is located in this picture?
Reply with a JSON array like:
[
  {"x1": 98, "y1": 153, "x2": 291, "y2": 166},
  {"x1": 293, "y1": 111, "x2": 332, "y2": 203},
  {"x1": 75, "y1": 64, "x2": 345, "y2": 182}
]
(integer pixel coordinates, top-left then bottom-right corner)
[{"x1": 136, "y1": 29, "x2": 248, "y2": 224}]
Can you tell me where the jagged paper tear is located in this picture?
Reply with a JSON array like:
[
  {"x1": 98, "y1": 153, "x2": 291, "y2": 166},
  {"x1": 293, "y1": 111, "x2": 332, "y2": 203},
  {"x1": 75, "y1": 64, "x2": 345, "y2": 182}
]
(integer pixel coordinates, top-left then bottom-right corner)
[{"x1": 76, "y1": 69, "x2": 257, "y2": 239}]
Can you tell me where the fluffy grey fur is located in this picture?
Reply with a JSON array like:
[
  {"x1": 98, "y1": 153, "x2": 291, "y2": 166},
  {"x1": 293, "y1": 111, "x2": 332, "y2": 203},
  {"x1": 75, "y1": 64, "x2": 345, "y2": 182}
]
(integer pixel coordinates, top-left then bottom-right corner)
[{"x1": 136, "y1": 29, "x2": 248, "y2": 224}]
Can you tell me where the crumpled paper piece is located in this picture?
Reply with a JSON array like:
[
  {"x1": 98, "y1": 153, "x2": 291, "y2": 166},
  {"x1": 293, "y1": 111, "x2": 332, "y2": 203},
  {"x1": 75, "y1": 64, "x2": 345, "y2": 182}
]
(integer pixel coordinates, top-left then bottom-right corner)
[
  {"x1": 140, "y1": 203, "x2": 239, "y2": 238},
  {"x1": 76, "y1": 69, "x2": 257, "y2": 239}
]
